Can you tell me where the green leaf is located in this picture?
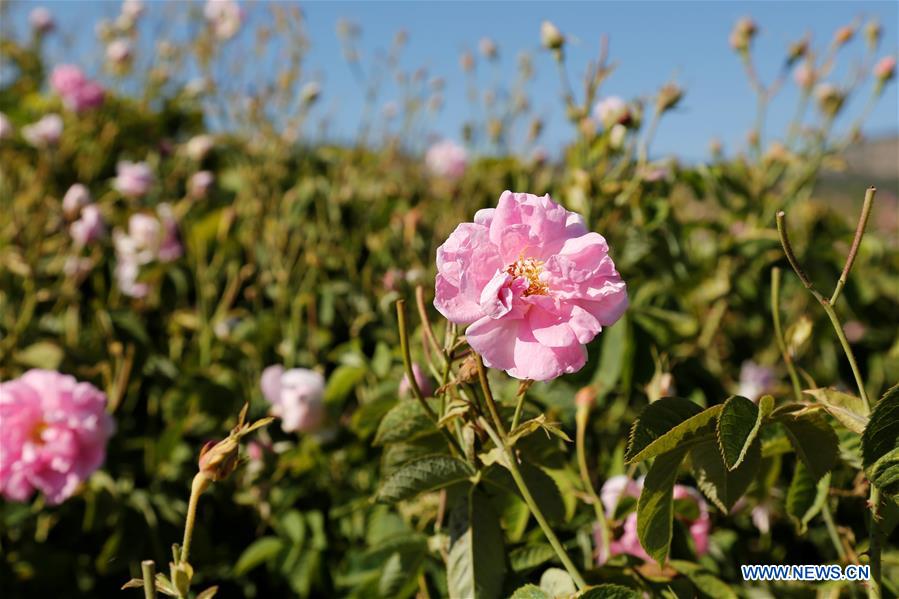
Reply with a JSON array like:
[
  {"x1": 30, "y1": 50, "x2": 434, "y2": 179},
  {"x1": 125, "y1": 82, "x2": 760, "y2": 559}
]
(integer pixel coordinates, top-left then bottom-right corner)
[
  {"x1": 576, "y1": 584, "x2": 639, "y2": 598},
  {"x1": 378, "y1": 549, "x2": 424, "y2": 597},
  {"x1": 447, "y1": 488, "x2": 506, "y2": 599},
  {"x1": 668, "y1": 560, "x2": 737, "y2": 599},
  {"x1": 626, "y1": 398, "x2": 720, "y2": 464},
  {"x1": 717, "y1": 395, "x2": 768, "y2": 470},
  {"x1": 234, "y1": 537, "x2": 283, "y2": 575},
  {"x1": 484, "y1": 463, "x2": 566, "y2": 525},
  {"x1": 375, "y1": 455, "x2": 473, "y2": 504},
  {"x1": 862, "y1": 384, "x2": 899, "y2": 497},
  {"x1": 776, "y1": 410, "x2": 839, "y2": 480},
  {"x1": 786, "y1": 461, "x2": 830, "y2": 535},
  {"x1": 374, "y1": 399, "x2": 437, "y2": 446},
  {"x1": 324, "y1": 365, "x2": 366, "y2": 404},
  {"x1": 806, "y1": 388, "x2": 869, "y2": 435},
  {"x1": 509, "y1": 543, "x2": 555, "y2": 573},
  {"x1": 637, "y1": 447, "x2": 688, "y2": 565},
  {"x1": 539, "y1": 568, "x2": 576, "y2": 597},
  {"x1": 591, "y1": 315, "x2": 629, "y2": 399},
  {"x1": 509, "y1": 585, "x2": 551, "y2": 599},
  {"x1": 13, "y1": 340, "x2": 63, "y2": 370},
  {"x1": 690, "y1": 437, "x2": 761, "y2": 513}
]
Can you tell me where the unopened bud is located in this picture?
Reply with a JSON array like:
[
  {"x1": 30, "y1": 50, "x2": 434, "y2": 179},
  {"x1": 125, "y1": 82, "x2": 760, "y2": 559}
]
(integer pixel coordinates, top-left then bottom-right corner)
[
  {"x1": 460, "y1": 51, "x2": 474, "y2": 73},
  {"x1": 834, "y1": 25, "x2": 854, "y2": 47},
  {"x1": 786, "y1": 37, "x2": 809, "y2": 66},
  {"x1": 874, "y1": 56, "x2": 896, "y2": 83},
  {"x1": 575, "y1": 386, "x2": 597, "y2": 409},
  {"x1": 540, "y1": 21, "x2": 565, "y2": 52},
  {"x1": 656, "y1": 82, "x2": 683, "y2": 113},
  {"x1": 479, "y1": 37, "x2": 497, "y2": 60},
  {"x1": 865, "y1": 20, "x2": 882, "y2": 51},
  {"x1": 814, "y1": 83, "x2": 845, "y2": 117},
  {"x1": 729, "y1": 17, "x2": 757, "y2": 53},
  {"x1": 198, "y1": 436, "x2": 240, "y2": 482}
]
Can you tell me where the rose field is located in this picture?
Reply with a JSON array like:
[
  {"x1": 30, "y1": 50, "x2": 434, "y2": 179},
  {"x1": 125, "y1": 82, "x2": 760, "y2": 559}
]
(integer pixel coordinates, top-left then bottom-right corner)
[{"x1": 0, "y1": 2, "x2": 898, "y2": 598}]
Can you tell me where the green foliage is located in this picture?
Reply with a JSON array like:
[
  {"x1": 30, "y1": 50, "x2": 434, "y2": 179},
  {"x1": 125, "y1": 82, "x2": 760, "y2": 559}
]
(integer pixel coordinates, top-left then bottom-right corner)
[
  {"x1": 785, "y1": 463, "x2": 831, "y2": 534},
  {"x1": 375, "y1": 456, "x2": 473, "y2": 504},
  {"x1": 716, "y1": 395, "x2": 769, "y2": 470},
  {"x1": 636, "y1": 448, "x2": 689, "y2": 564},
  {"x1": 775, "y1": 408, "x2": 840, "y2": 480},
  {"x1": 625, "y1": 398, "x2": 720, "y2": 464},
  {"x1": 862, "y1": 384, "x2": 899, "y2": 498},
  {"x1": 690, "y1": 437, "x2": 761, "y2": 512},
  {"x1": 805, "y1": 388, "x2": 869, "y2": 435},
  {"x1": 446, "y1": 488, "x2": 506, "y2": 599}
]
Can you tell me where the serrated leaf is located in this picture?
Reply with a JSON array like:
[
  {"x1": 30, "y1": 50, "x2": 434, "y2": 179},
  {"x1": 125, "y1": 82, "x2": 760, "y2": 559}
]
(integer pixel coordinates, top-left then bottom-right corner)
[
  {"x1": 786, "y1": 461, "x2": 830, "y2": 534},
  {"x1": 539, "y1": 568, "x2": 576, "y2": 597},
  {"x1": 668, "y1": 560, "x2": 737, "y2": 599},
  {"x1": 626, "y1": 398, "x2": 720, "y2": 464},
  {"x1": 690, "y1": 437, "x2": 760, "y2": 513},
  {"x1": 375, "y1": 455, "x2": 473, "y2": 504},
  {"x1": 776, "y1": 410, "x2": 839, "y2": 480},
  {"x1": 234, "y1": 537, "x2": 283, "y2": 575},
  {"x1": 509, "y1": 543, "x2": 555, "y2": 573},
  {"x1": 717, "y1": 395, "x2": 766, "y2": 470},
  {"x1": 509, "y1": 584, "x2": 551, "y2": 599},
  {"x1": 637, "y1": 447, "x2": 688, "y2": 565},
  {"x1": 447, "y1": 488, "x2": 506, "y2": 599},
  {"x1": 862, "y1": 384, "x2": 899, "y2": 497},
  {"x1": 374, "y1": 399, "x2": 438, "y2": 445},
  {"x1": 806, "y1": 388, "x2": 869, "y2": 434}
]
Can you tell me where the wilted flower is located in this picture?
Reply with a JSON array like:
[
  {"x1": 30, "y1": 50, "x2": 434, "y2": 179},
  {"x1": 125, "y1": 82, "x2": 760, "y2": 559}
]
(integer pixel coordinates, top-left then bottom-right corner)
[
  {"x1": 29, "y1": 7, "x2": 55, "y2": 34},
  {"x1": 814, "y1": 83, "x2": 845, "y2": 117},
  {"x1": 434, "y1": 191, "x2": 627, "y2": 381},
  {"x1": 479, "y1": 37, "x2": 497, "y2": 60},
  {"x1": 300, "y1": 81, "x2": 321, "y2": 105},
  {"x1": 112, "y1": 160, "x2": 154, "y2": 197},
  {"x1": 70, "y1": 205, "x2": 105, "y2": 247},
  {"x1": 205, "y1": 0, "x2": 243, "y2": 40},
  {"x1": 260, "y1": 366, "x2": 326, "y2": 433},
  {"x1": 185, "y1": 134, "x2": 215, "y2": 161},
  {"x1": 737, "y1": 361, "x2": 775, "y2": 402},
  {"x1": 106, "y1": 38, "x2": 133, "y2": 66},
  {"x1": 50, "y1": 65, "x2": 105, "y2": 113},
  {"x1": 188, "y1": 170, "x2": 214, "y2": 198},
  {"x1": 0, "y1": 112, "x2": 13, "y2": 140},
  {"x1": 0, "y1": 369, "x2": 115, "y2": 505},
  {"x1": 22, "y1": 114, "x2": 63, "y2": 147},
  {"x1": 62, "y1": 183, "x2": 92, "y2": 217},
  {"x1": 874, "y1": 56, "x2": 896, "y2": 82},
  {"x1": 729, "y1": 17, "x2": 758, "y2": 52},
  {"x1": 595, "y1": 475, "x2": 710, "y2": 564},
  {"x1": 400, "y1": 363, "x2": 434, "y2": 397},
  {"x1": 540, "y1": 21, "x2": 565, "y2": 52},
  {"x1": 793, "y1": 63, "x2": 816, "y2": 90},
  {"x1": 425, "y1": 139, "x2": 468, "y2": 180}
]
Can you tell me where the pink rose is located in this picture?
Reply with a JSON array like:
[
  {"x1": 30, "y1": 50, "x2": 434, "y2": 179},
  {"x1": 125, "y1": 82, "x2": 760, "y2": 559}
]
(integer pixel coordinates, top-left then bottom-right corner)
[
  {"x1": 62, "y1": 183, "x2": 92, "y2": 217},
  {"x1": 434, "y1": 191, "x2": 627, "y2": 381},
  {"x1": 113, "y1": 160, "x2": 154, "y2": 197},
  {"x1": 70, "y1": 204, "x2": 105, "y2": 247},
  {"x1": 22, "y1": 113, "x2": 62, "y2": 147},
  {"x1": 595, "y1": 475, "x2": 710, "y2": 565},
  {"x1": 29, "y1": 7, "x2": 55, "y2": 33},
  {"x1": 188, "y1": 170, "x2": 214, "y2": 198},
  {"x1": 106, "y1": 38, "x2": 133, "y2": 65},
  {"x1": 399, "y1": 363, "x2": 434, "y2": 397},
  {"x1": 0, "y1": 370, "x2": 114, "y2": 505},
  {"x1": 204, "y1": 0, "x2": 243, "y2": 40},
  {"x1": 113, "y1": 205, "x2": 182, "y2": 297},
  {"x1": 50, "y1": 65, "x2": 105, "y2": 113},
  {"x1": 260, "y1": 366, "x2": 326, "y2": 433},
  {"x1": 425, "y1": 140, "x2": 468, "y2": 180}
]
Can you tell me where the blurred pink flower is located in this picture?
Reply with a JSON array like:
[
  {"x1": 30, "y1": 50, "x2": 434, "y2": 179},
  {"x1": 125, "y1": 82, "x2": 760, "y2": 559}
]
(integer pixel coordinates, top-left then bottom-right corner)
[
  {"x1": 205, "y1": 0, "x2": 243, "y2": 40},
  {"x1": 62, "y1": 183, "x2": 91, "y2": 217},
  {"x1": 188, "y1": 170, "x2": 215, "y2": 198},
  {"x1": 70, "y1": 205, "x2": 105, "y2": 247},
  {"x1": 0, "y1": 369, "x2": 114, "y2": 505},
  {"x1": 113, "y1": 160, "x2": 154, "y2": 197},
  {"x1": 399, "y1": 363, "x2": 434, "y2": 397},
  {"x1": 593, "y1": 96, "x2": 630, "y2": 129},
  {"x1": 260, "y1": 366, "x2": 326, "y2": 433},
  {"x1": 185, "y1": 134, "x2": 215, "y2": 161},
  {"x1": 793, "y1": 63, "x2": 816, "y2": 90},
  {"x1": 0, "y1": 112, "x2": 13, "y2": 140},
  {"x1": 22, "y1": 113, "x2": 62, "y2": 147},
  {"x1": 425, "y1": 140, "x2": 468, "y2": 180},
  {"x1": 50, "y1": 65, "x2": 105, "y2": 113},
  {"x1": 434, "y1": 191, "x2": 627, "y2": 381},
  {"x1": 738, "y1": 361, "x2": 775, "y2": 402},
  {"x1": 113, "y1": 205, "x2": 182, "y2": 297},
  {"x1": 29, "y1": 7, "x2": 55, "y2": 33},
  {"x1": 874, "y1": 55, "x2": 896, "y2": 81},
  {"x1": 121, "y1": 0, "x2": 145, "y2": 21},
  {"x1": 106, "y1": 38, "x2": 133, "y2": 65},
  {"x1": 595, "y1": 475, "x2": 710, "y2": 565}
]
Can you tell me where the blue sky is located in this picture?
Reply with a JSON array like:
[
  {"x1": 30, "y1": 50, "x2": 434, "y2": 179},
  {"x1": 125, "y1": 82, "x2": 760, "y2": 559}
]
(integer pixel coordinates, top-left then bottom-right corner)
[{"x1": 9, "y1": 1, "x2": 899, "y2": 161}]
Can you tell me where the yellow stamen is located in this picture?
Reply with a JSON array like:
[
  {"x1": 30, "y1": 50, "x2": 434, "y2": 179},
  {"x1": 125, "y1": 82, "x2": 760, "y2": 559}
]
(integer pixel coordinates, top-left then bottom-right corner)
[{"x1": 506, "y1": 255, "x2": 549, "y2": 296}]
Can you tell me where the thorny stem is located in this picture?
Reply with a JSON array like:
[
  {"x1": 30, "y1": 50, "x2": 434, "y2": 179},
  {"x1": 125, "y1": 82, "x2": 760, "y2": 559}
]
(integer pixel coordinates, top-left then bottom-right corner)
[
  {"x1": 478, "y1": 416, "x2": 587, "y2": 590},
  {"x1": 180, "y1": 473, "x2": 209, "y2": 566},
  {"x1": 576, "y1": 401, "x2": 610, "y2": 563},
  {"x1": 770, "y1": 267, "x2": 804, "y2": 404},
  {"x1": 396, "y1": 300, "x2": 466, "y2": 458},
  {"x1": 775, "y1": 197, "x2": 881, "y2": 598},
  {"x1": 141, "y1": 560, "x2": 157, "y2": 599}
]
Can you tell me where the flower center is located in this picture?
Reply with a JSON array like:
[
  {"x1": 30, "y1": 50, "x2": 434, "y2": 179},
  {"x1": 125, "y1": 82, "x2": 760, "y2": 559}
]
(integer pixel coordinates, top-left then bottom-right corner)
[
  {"x1": 506, "y1": 255, "x2": 549, "y2": 296},
  {"x1": 30, "y1": 421, "x2": 47, "y2": 445}
]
